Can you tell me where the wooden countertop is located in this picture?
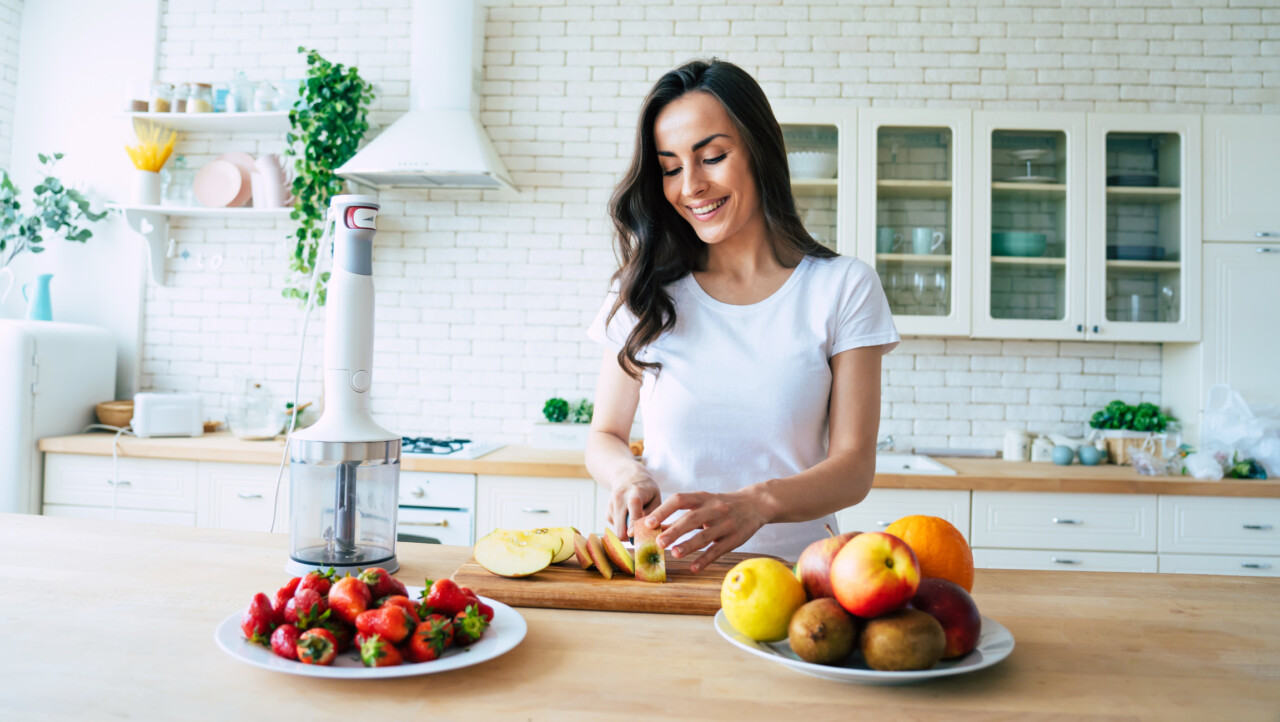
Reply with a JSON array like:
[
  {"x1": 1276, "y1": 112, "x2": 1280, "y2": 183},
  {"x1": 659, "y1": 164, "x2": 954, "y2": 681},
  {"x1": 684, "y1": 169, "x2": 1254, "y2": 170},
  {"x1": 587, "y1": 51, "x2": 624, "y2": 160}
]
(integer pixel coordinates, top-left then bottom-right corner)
[
  {"x1": 39, "y1": 431, "x2": 1280, "y2": 497},
  {"x1": 3, "y1": 514, "x2": 1278, "y2": 721}
]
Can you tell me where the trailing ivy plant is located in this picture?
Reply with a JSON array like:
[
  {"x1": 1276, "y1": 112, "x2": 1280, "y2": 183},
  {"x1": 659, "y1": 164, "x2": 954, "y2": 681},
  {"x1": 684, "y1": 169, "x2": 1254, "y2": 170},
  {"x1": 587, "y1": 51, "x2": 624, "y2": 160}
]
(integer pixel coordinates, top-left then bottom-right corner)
[
  {"x1": 1, "y1": 153, "x2": 110, "y2": 269},
  {"x1": 283, "y1": 47, "x2": 375, "y2": 306}
]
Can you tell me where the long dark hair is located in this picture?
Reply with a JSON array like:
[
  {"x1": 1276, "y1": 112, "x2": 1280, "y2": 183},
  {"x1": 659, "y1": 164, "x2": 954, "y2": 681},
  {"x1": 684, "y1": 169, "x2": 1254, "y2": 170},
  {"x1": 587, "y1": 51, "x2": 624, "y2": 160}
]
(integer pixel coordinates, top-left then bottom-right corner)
[{"x1": 606, "y1": 58, "x2": 836, "y2": 380}]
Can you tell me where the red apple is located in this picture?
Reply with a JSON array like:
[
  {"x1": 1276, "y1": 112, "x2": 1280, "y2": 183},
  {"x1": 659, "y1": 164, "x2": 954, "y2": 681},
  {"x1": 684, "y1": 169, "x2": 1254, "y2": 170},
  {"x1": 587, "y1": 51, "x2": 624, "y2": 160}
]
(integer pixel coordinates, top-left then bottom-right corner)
[
  {"x1": 796, "y1": 531, "x2": 859, "y2": 600},
  {"x1": 829, "y1": 531, "x2": 921, "y2": 618},
  {"x1": 909, "y1": 577, "x2": 982, "y2": 659}
]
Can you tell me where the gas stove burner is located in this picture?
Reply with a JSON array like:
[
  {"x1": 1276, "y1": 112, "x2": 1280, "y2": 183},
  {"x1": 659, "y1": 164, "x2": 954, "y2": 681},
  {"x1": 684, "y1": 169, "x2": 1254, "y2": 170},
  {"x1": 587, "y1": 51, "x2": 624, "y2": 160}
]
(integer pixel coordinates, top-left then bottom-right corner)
[{"x1": 401, "y1": 436, "x2": 472, "y2": 455}]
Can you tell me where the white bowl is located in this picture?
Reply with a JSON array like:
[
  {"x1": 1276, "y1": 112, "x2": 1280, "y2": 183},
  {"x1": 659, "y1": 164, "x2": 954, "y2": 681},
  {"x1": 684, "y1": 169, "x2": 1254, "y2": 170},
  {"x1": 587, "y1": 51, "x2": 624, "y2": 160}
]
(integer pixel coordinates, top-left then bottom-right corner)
[{"x1": 788, "y1": 151, "x2": 838, "y2": 180}]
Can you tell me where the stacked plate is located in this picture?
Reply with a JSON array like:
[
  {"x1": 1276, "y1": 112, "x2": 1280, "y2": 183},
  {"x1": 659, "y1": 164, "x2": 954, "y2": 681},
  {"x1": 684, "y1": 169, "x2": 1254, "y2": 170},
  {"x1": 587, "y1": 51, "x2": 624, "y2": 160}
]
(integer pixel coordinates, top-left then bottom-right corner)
[{"x1": 193, "y1": 152, "x2": 255, "y2": 208}]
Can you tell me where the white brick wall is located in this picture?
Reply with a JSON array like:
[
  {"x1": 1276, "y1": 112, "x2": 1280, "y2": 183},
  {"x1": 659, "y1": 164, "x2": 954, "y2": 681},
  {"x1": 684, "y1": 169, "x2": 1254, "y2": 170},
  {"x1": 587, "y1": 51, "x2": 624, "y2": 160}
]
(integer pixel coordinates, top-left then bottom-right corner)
[
  {"x1": 142, "y1": 0, "x2": 1279, "y2": 448},
  {"x1": 0, "y1": 0, "x2": 22, "y2": 171}
]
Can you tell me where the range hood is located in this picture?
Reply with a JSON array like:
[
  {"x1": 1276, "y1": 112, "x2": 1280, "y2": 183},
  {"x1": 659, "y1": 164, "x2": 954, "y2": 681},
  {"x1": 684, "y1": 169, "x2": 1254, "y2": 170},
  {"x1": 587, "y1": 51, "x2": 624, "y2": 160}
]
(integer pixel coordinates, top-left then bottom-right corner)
[{"x1": 337, "y1": 0, "x2": 516, "y2": 192}]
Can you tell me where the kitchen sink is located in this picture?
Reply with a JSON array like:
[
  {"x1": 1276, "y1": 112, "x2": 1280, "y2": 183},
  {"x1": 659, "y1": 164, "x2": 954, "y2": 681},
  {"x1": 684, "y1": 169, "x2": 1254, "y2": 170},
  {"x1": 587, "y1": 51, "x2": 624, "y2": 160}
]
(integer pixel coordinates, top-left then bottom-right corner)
[{"x1": 874, "y1": 453, "x2": 957, "y2": 476}]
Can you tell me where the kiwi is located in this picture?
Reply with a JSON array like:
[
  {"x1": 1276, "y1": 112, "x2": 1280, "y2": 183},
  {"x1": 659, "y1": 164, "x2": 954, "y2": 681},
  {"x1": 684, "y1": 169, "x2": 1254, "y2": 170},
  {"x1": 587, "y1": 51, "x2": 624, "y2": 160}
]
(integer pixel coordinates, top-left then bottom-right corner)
[
  {"x1": 859, "y1": 608, "x2": 946, "y2": 672},
  {"x1": 788, "y1": 598, "x2": 857, "y2": 665}
]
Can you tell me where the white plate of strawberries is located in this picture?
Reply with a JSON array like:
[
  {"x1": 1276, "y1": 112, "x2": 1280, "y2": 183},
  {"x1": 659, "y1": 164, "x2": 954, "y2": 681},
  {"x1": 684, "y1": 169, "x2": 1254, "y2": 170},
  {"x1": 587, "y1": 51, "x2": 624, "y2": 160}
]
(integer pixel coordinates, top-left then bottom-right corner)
[{"x1": 214, "y1": 568, "x2": 526, "y2": 678}]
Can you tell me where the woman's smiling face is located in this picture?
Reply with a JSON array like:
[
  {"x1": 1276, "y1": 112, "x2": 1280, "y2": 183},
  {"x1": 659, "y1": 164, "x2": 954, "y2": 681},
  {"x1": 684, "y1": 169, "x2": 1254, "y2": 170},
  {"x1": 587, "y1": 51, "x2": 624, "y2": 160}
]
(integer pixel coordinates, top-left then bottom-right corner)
[{"x1": 653, "y1": 91, "x2": 761, "y2": 247}]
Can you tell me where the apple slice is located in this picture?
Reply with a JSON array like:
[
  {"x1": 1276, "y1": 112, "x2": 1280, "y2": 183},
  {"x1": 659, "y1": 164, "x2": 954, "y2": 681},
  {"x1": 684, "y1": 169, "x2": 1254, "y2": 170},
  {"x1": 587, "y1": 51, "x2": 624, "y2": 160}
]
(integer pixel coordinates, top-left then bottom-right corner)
[
  {"x1": 530, "y1": 526, "x2": 575, "y2": 563},
  {"x1": 632, "y1": 523, "x2": 666, "y2": 583},
  {"x1": 573, "y1": 531, "x2": 594, "y2": 570},
  {"x1": 474, "y1": 530, "x2": 555, "y2": 578},
  {"x1": 587, "y1": 533, "x2": 614, "y2": 580},
  {"x1": 603, "y1": 528, "x2": 635, "y2": 575}
]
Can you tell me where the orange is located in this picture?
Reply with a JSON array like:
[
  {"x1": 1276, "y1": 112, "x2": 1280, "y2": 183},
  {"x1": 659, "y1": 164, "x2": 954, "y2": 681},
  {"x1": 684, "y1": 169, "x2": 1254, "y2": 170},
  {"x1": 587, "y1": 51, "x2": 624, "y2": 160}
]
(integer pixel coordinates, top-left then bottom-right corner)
[{"x1": 884, "y1": 515, "x2": 974, "y2": 592}]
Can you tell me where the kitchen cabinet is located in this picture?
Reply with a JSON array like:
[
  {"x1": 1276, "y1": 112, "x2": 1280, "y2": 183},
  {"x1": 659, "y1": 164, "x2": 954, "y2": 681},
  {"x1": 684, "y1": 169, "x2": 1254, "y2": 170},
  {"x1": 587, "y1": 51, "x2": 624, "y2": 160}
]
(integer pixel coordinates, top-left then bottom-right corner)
[
  {"x1": 835, "y1": 488, "x2": 971, "y2": 542},
  {"x1": 43, "y1": 453, "x2": 198, "y2": 518},
  {"x1": 475, "y1": 475, "x2": 596, "y2": 539},
  {"x1": 974, "y1": 548, "x2": 1158, "y2": 573},
  {"x1": 397, "y1": 470, "x2": 476, "y2": 546},
  {"x1": 774, "y1": 106, "x2": 857, "y2": 256},
  {"x1": 195, "y1": 461, "x2": 288, "y2": 533},
  {"x1": 971, "y1": 111, "x2": 1089, "y2": 340},
  {"x1": 1157, "y1": 495, "x2": 1280, "y2": 555},
  {"x1": 1085, "y1": 113, "x2": 1201, "y2": 342},
  {"x1": 1162, "y1": 241, "x2": 1280, "y2": 441},
  {"x1": 1202, "y1": 115, "x2": 1280, "y2": 243},
  {"x1": 857, "y1": 108, "x2": 973, "y2": 336},
  {"x1": 971, "y1": 491, "x2": 1158, "y2": 552},
  {"x1": 1157, "y1": 554, "x2": 1280, "y2": 577}
]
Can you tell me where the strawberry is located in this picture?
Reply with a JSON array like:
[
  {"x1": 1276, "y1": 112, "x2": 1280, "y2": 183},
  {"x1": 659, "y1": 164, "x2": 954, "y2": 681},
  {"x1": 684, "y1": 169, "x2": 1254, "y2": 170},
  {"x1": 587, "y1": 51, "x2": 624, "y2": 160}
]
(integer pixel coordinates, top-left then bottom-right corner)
[
  {"x1": 270, "y1": 624, "x2": 300, "y2": 660},
  {"x1": 272, "y1": 577, "x2": 301, "y2": 620},
  {"x1": 405, "y1": 614, "x2": 454, "y2": 663},
  {"x1": 355, "y1": 606, "x2": 415, "y2": 644},
  {"x1": 379, "y1": 595, "x2": 422, "y2": 623},
  {"x1": 297, "y1": 568, "x2": 335, "y2": 597},
  {"x1": 387, "y1": 576, "x2": 409, "y2": 598},
  {"x1": 284, "y1": 588, "x2": 331, "y2": 630},
  {"x1": 359, "y1": 634, "x2": 403, "y2": 667},
  {"x1": 240, "y1": 592, "x2": 276, "y2": 646},
  {"x1": 460, "y1": 588, "x2": 494, "y2": 623},
  {"x1": 453, "y1": 604, "x2": 488, "y2": 646},
  {"x1": 296, "y1": 628, "x2": 337, "y2": 666},
  {"x1": 319, "y1": 618, "x2": 355, "y2": 653},
  {"x1": 359, "y1": 567, "x2": 395, "y2": 599},
  {"x1": 422, "y1": 578, "x2": 470, "y2": 618},
  {"x1": 329, "y1": 575, "x2": 372, "y2": 625}
]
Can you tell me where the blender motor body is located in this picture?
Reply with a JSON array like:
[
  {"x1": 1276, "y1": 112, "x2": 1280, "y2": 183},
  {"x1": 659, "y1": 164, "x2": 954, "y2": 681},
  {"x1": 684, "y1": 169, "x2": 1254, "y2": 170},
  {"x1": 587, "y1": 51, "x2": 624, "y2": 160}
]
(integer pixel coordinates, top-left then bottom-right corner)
[{"x1": 287, "y1": 195, "x2": 402, "y2": 576}]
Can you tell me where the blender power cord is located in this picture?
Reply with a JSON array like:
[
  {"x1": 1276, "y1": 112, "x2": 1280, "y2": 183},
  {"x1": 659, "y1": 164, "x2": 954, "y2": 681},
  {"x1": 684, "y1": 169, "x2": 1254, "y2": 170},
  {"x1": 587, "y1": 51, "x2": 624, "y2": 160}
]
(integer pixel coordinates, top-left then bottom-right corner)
[
  {"x1": 82, "y1": 423, "x2": 136, "y2": 522},
  {"x1": 269, "y1": 213, "x2": 335, "y2": 534}
]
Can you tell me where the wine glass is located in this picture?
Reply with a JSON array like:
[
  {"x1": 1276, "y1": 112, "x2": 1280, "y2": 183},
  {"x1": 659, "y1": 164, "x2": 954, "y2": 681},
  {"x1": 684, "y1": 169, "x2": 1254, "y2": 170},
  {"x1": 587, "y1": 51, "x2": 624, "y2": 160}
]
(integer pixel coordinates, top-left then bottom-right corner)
[
  {"x1": 933, "y1": 270, "x2": 950, "y2": 314},
  {"x1": 1160, "y1": 285, "x2": 1177, "y2": 322},
  {"x1": 910, "y1": 272, "x2": 927, "y2": 311}
]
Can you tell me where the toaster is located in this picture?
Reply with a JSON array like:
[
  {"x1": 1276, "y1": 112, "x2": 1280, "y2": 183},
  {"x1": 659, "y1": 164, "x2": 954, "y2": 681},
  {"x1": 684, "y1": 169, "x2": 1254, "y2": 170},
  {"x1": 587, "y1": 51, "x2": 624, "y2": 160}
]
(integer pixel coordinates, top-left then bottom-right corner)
[{"x1": 131, "y1": 392, "x2": 204, "y2": 438}]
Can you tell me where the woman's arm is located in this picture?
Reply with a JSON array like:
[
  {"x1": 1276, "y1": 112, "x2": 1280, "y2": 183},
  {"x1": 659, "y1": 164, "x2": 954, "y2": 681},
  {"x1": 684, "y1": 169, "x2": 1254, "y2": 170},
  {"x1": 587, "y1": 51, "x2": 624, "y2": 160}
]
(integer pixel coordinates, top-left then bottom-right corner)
[
  {"x1": 643, "y1": 344, "x2": 886, "y2": 570},
  {"x1": 584, "y1": 348, "x2": 663, "y2": 540}
]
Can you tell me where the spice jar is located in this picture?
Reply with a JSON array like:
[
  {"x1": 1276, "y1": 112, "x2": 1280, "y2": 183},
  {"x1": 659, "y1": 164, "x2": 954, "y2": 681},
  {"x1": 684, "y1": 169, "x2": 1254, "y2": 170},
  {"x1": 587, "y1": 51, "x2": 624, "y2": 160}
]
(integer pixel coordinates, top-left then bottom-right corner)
[
  {"x1": 173, "y1": 83, "x2": 190, "y2": 113},
  {"x1": 253, "y1": 81, "x2": 278, "y2": 112},
  {"x1": 149, "y1": 82, "x2": 173, "y2": 113},
  {"x1": 186, "y1": 83, "x2": 213, "y2": 113}
]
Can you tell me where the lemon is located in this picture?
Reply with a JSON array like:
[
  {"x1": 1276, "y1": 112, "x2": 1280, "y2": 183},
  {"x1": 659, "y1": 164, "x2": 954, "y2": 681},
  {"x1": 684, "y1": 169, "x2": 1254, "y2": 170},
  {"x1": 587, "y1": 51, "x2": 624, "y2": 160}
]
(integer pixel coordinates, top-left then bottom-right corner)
[{"x1": 720, "y1": 558, "x2": 807, "y2": 642}]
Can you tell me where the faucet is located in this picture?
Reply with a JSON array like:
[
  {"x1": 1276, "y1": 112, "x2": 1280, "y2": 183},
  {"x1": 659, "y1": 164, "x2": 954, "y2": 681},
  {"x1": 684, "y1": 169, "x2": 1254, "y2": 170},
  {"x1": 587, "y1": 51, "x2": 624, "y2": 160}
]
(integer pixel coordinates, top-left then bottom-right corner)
[{"x1": 876, "y1": 435, "x2": 894, "y2": 452}]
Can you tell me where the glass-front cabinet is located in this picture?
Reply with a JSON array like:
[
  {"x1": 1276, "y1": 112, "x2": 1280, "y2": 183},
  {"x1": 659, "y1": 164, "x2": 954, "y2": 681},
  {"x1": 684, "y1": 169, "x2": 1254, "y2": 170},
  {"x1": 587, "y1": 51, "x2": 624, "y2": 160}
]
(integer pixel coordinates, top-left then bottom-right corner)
[
  {"x1": 775, "y1": 107, "x2": 855, "y2": 255},
  {"x1": 857, "y1": 109, "x2": 972, "y2": 336},
  {"x1": 1086, "y1": 114, "x2": 1201, "y2": 342},
  {"x1": 972, "y1": 112, "x2": 1088, "y2": 339}
]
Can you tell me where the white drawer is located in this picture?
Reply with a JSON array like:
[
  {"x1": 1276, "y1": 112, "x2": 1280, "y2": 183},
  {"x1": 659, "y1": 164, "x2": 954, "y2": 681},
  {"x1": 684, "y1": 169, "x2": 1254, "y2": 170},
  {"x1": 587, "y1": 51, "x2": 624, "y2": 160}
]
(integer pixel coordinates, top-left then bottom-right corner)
[
  {"x1": 1158, "y1": 553, "x2": 1280, "y2": 577},
  {"x1": 42, "y1": 504, "x2": 196, "y2": 527},
  {"x1": 974, "y1": 547, "x2": 1157, "y2": 573},
  {"x1": 398, "y1": 471, "x2": 476, "y2": 510},
  {"x1": 1158, "y1": 496, "x2": 1280, "y2": 555},
  {"x1": 835, "y1": 488, "x2": 971, "y2": 542},
  {"x1": 196, "y1": 462, "x2": 289, "y2": 533},
  {"x1": 476, "y1": 475, "x2": 596, "y2": 538},
  {"x1": 397, "y1": 507, "x2": 473, "y2": 546},
  {"x1": 44, "y1": 454, "x2": 198, "y2": 512},
  {"x1": 971, "y1": 491, "x2": 1157, "y2": 552}
]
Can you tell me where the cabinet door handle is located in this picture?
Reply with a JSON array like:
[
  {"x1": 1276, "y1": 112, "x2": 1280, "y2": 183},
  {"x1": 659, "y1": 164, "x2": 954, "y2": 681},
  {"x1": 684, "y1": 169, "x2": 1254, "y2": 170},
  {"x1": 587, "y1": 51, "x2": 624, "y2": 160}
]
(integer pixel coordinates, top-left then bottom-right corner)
[
  {"x1": 1092, "y1": 325, "x2": 1100, "y2": 333},
  {"x1": 1242, "y1": 524, "x2": 1273, "y2": 531},
  {"x1": 1256, "y1": 233, "x2": 1279, "y2": 239},
  {"x1": 402, "y1": 519, "x2": 449, "y2": 528},
  {"x1": 1076, "y1": 324, "x2": 1083, "y2": 332},
  {"x1": 106, "y1": 479, "x2": 131, "y2": 487},
  {"x1": 410, "y1": 487, "x2": 426, "y2": 498},
  {"x1": 1051, "y1": 557, "x2": 1082, "y2": 564},
  {"x1": 237, "y1": 492, "x2": 263, "y2": 499},
  {"x1": 1052, "y1": 518, "x2": 1083, "y2": 525},
  {"x1": 876, "y1": 520, "x2": 890, "y2": 527},
  {"x1": 521, "y1": 508, "x2": 550, "y2": 514},
  {"x1": 1241, "y1": 562, "x2": 1271, "y2": 569}
]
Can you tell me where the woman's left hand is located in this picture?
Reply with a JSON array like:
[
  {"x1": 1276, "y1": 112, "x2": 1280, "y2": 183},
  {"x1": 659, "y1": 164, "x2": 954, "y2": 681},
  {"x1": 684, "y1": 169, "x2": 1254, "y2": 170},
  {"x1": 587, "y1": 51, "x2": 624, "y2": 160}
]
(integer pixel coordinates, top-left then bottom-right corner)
[{"x1": 642, "y1": 490, "x2": 772, "y2": 573}]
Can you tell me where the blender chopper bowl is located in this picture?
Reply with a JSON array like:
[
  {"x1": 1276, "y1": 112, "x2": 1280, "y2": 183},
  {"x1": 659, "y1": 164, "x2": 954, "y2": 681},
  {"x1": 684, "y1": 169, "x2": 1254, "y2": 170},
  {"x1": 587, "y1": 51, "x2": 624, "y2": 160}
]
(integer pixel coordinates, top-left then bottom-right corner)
[{"x1": 286, "y1": 195, "x2": 402, "y2": 576}]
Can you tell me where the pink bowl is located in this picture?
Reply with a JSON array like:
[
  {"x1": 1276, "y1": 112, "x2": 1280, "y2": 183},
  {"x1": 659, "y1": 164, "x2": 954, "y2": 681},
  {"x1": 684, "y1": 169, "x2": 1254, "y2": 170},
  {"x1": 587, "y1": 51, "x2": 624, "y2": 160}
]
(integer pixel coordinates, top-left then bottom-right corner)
[
  {"x1": 217, "y1": 152, "x2": 256, "y2": 207},
  {"x1": 193, "y1": 160, "x2": 242, "y2": 208}
]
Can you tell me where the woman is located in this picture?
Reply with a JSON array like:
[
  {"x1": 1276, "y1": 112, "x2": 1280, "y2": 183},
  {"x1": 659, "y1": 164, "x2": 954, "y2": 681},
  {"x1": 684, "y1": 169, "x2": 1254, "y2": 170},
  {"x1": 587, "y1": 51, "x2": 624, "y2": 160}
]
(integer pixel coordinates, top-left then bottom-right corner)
[{"x1": 585, "y1": 59, "x2": 899, "y2": 569}]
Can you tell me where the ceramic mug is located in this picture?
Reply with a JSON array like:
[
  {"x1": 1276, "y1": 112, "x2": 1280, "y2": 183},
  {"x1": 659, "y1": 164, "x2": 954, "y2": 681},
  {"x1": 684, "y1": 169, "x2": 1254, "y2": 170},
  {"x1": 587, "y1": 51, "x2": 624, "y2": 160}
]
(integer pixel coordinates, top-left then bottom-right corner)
[
  {"x1": 876, "y1": 227, "x2": 902, "y2": 253},
  {"x1": 912, "y1": 228, "x2": 946, "y2": 255}
]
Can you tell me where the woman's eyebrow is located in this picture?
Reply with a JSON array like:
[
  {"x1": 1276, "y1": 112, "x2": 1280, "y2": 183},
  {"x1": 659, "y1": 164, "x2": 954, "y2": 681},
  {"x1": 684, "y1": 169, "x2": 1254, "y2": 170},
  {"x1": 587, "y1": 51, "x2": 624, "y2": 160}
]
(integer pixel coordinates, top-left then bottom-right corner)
[{"x1": 657, "y1": 133, "x2": 730, "y2": 157}]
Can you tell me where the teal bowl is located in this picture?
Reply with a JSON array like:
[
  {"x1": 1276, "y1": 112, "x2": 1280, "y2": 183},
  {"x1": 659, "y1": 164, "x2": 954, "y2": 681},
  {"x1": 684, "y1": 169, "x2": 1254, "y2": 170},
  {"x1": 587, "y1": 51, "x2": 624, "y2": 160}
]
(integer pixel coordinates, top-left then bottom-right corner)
[{"x1": 992, "y1": 232, "x2": 1047, "y2": 257}]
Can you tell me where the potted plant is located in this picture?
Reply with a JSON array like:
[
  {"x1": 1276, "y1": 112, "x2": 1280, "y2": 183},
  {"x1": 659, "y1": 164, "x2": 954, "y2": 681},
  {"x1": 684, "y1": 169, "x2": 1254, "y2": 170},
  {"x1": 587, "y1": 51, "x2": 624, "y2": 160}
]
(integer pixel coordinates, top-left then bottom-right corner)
[
  {"x1": 1088, "y1": 400, "x2": 1174, "y2": 465},
  {"x1": 532, "y1": 397, "x2": 595, "y2": 449}
]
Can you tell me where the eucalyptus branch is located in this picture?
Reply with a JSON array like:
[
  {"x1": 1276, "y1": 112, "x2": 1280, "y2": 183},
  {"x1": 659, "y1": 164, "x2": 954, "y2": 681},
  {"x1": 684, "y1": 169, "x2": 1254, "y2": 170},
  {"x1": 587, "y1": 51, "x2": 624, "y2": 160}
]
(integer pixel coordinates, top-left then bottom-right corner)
[{"x1": 0, "y1": 153, "x2": 109, "y2": 270}]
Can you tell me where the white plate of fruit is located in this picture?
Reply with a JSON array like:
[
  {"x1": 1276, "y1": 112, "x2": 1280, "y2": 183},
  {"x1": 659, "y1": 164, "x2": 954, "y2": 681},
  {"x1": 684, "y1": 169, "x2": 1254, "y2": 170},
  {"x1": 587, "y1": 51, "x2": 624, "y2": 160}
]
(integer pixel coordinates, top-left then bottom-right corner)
[
  {"x1": 716, "y1": 522, "x2": 1014, "y2": 684},
  {"x1": 215, "y1": 568, "x2": 526, "y2": 679}
]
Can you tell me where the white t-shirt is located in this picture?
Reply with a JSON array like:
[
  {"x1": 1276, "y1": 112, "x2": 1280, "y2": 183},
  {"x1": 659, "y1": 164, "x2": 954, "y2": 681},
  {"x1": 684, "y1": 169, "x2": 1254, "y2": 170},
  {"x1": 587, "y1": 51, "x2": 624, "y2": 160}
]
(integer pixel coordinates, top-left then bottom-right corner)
[{"x1": 587, "y1": 254, "x2": 900, "y2": 561}]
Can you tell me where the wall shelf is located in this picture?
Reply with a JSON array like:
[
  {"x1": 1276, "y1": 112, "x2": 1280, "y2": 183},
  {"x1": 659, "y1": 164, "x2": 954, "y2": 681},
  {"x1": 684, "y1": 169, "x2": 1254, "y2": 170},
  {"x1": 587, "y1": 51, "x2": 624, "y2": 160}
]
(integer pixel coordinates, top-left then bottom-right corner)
[
  {"x1": 790, "y1": 178, "x2": 837, "y2": 196},
  {"x1": 991, "y1": 256, "x2": 1067, "y2": 266},
  {"x1": 877, "y1": 179, "x2": 952, "y2": 199},
  {"x1": 991, "y1": 182, "x2": 1067, "y2": 201},
  {"x1": 876, "y1": 253, "x2": 952, "y2": 265},
  {"x1": 124, "y1": 111, "x2": 291, "y2": 134},
  {"x1": 1105, "y1": 259, "x2": 1181, "y2": 271},
  {"x1": 109, "y1": 204, "x2": 294, "y2": 285},
  {"x1": 1105, "y1": 186, "x2": 1181, "y2": 204}
]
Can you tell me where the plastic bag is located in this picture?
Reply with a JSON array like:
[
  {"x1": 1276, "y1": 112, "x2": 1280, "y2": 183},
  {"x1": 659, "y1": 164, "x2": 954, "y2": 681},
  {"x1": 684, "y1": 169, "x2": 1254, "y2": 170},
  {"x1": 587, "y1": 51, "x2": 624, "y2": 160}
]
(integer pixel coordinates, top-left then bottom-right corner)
[
  {"x1": 1200, "y1": 385, "x2": 1280, "y2": 478},
  {"x1": 1183, "y1": 452, "x2": 1225, "y2": 481}
]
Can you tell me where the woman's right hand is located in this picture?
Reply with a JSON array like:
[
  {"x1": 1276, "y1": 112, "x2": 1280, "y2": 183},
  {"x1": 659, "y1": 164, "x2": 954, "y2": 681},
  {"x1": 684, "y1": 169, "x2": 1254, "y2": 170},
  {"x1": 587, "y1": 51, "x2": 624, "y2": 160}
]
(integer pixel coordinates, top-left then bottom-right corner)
[{"x1": 609, "y1": 472, "x2": 661, "y2": 541}]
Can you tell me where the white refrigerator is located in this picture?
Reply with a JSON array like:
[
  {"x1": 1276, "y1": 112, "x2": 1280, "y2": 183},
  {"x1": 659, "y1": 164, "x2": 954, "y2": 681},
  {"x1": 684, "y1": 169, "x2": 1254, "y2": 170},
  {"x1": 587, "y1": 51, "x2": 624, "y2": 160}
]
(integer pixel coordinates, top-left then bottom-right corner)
[{"x1": 0, "y1": 321, "x2": 117, "y2": 514}]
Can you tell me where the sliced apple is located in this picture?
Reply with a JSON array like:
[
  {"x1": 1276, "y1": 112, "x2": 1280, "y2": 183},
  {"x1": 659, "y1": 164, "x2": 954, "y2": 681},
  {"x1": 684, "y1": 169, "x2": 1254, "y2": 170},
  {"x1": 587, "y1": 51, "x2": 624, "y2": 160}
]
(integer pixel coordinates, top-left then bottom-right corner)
[
  {"x1": 474, "y1": 530, "x2": 555, "y2": 578},
  {"x1": 603, "y1": 528, "x2": 635, "y2": 575},
  {"x1": 573, "y1": 531, "x2": 594, "y2": 570},
  {"x1": 587, "y1": 533, "x2": 614, "y2": 580},
  {"x1": 632, "y1": 523, "x2": 666, "y2": 583},
  {"x1": 531, "y1": 526, "x2": 578, "y2": 564}
]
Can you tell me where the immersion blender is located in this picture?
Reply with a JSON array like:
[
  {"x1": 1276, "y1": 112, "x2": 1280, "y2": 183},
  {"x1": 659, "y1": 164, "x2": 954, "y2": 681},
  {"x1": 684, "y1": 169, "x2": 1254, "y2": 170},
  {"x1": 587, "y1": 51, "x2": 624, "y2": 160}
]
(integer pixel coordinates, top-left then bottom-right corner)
[{"x1": 286, "y1": 195, "x2": 402, "y2": 576}]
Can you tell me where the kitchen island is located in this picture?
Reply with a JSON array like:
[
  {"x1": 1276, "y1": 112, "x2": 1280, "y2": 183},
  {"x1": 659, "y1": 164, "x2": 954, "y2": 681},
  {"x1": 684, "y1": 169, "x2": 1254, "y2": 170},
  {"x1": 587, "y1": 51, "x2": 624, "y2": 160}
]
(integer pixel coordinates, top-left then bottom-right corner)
[{"x1": 3, "y1": 514, "x2": 1277, "y2": 721}]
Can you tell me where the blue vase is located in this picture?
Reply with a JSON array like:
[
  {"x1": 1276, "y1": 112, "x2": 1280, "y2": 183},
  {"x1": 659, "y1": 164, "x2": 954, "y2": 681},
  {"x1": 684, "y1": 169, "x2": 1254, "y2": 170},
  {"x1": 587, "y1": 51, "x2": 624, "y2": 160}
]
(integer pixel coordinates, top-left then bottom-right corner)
[{"x1": 22, "y1": 273, "x2": 53, "y2": 321}]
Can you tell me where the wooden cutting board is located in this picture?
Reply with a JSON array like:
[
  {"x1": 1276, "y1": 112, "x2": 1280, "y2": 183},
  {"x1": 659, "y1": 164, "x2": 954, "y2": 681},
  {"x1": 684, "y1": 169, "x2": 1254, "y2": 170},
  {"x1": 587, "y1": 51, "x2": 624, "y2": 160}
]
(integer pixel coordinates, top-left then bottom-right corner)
[{"x1": 450, "y1": 551, "x2": 781, "y2": 616}]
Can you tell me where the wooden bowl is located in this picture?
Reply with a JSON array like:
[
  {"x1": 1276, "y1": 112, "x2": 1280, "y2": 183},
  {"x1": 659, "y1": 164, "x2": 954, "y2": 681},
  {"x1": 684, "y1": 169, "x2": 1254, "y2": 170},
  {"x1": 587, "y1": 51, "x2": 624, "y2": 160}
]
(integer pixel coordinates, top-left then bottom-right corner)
[{"x1": 95, "y1": 400, "x2": 134, "y2": 428}]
